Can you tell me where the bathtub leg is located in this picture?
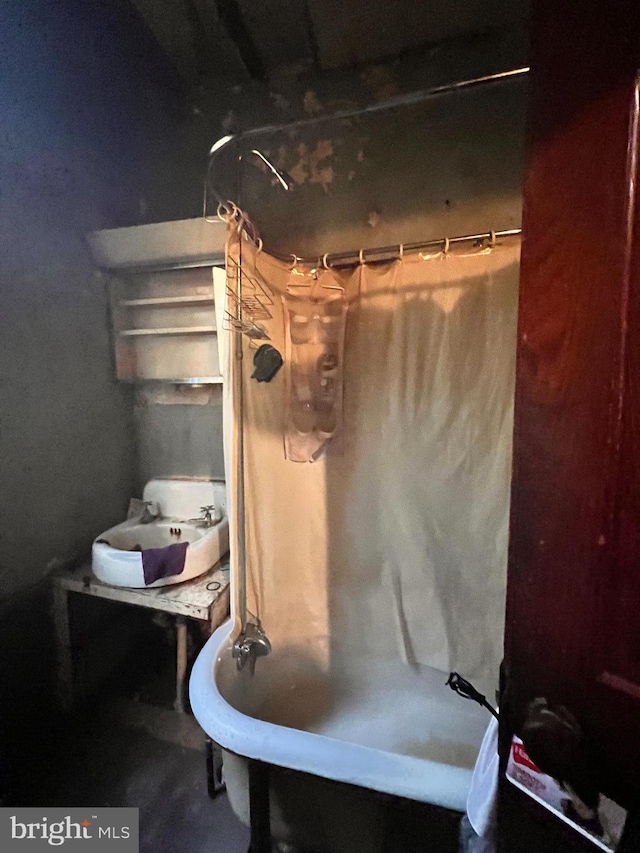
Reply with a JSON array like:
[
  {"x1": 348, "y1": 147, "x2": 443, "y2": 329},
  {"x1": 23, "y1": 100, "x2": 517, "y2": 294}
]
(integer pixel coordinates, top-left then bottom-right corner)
[
  {"x1": 248, "y1": 760, "x2": 271, "y2": 853},
  {"x1": 205, "y1": 738, "x2": 226, "y2": 798}
]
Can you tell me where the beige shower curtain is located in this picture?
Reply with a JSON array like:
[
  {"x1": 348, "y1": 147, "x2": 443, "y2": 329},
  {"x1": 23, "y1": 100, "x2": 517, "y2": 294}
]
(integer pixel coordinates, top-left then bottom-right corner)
[{"x1": 221, "y1": 231, "x2": 520, "y2": 686}]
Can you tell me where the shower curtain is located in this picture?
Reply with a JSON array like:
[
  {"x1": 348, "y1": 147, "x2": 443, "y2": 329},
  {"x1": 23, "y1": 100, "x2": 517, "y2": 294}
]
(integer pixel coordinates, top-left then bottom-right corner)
[{"x1": 221, "y1": 230, "x2": 520, "y2": 687}]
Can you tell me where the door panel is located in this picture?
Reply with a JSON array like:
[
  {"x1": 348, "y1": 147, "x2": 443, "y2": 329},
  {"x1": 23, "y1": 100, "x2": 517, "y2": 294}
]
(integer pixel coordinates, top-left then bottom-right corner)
[{"x1": 504, "y1": 0, "x2": 640, "y2": 819}]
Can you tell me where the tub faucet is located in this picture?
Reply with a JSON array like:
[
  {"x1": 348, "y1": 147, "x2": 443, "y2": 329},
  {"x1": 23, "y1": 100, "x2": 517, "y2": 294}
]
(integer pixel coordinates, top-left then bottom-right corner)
[
  {"x1": 233, "y1": 622, "x2": 272, "y2": 673},
  {"x1": 140, "y1": 501, "x2": 160, "y2": 524}
]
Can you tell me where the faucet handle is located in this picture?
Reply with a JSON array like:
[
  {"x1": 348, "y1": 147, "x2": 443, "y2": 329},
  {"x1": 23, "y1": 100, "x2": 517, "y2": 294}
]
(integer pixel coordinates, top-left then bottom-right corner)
[
  {"x1": 200, "y1": 505, "x2": 217, "y2": 524},
  {"x1": 141, "y1": 501, "x2": 160, "y2": 520}
]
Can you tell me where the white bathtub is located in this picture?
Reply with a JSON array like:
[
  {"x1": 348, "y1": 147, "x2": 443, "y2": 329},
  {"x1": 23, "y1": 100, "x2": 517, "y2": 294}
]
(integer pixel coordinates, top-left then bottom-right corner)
[{"x1": 190, "y1": 620, "x2": 494, "y2": 851}]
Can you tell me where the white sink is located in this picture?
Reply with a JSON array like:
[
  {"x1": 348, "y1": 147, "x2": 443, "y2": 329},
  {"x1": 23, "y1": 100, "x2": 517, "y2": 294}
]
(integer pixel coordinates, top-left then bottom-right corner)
[{"x1": 92, "y1": 478, "x2": 229, "y2": 588}]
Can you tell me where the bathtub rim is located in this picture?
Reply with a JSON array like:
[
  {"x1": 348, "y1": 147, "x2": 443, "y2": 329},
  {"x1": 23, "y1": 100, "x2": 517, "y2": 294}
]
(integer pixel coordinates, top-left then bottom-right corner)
[{"x1": 189, "y1": 620, "x2": 475, "y2": 812}]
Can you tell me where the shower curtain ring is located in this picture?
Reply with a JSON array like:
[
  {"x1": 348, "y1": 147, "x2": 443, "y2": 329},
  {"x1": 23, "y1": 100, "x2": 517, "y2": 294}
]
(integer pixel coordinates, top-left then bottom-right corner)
[
  {"x1": 489, "y1": 230, "x2": 496, "y2": 250},
  {"x1": 359, "y1": 248, "x2": 366, "y2": 265},
  {"x1": 442, "y1": 236, "x2": 450, "y2": 258},
  {"x1": 216, "y1": 201, "x2": 235, "y2": 221},
  {"x1": 397, "y1": 243, "x2": 404, "y2": 262},
  {"x1": 322, "y1": 253, "x2": 331, "y2": 270},
  {"x1": 255, "y1": 237, "x2": 263, "y2": 255}
]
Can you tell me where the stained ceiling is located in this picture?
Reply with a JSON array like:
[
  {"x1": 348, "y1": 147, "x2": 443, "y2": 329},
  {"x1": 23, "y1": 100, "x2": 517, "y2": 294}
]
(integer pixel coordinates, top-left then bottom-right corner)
[{"x1": 129, "y1": 0, "x2": 528, "y2": 85}]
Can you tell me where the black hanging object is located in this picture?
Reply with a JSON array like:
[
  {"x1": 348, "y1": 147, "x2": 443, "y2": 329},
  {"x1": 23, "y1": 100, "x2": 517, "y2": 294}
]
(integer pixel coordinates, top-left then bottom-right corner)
[
  {"x1": 446, "y1": 672, "x2": 499, "y2": 720},
  {"x1": 522, "y1": 698, "x2": 600, "y2": 813},
  {"x1": 251, "y1": 344, "x2": 283, "y2": 383}
]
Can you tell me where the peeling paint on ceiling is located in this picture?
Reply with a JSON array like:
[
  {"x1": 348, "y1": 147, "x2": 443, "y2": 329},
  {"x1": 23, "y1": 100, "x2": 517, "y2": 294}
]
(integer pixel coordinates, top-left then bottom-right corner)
[{"x1": 130, "y1": 0, "x2": 528, "y2": 85}]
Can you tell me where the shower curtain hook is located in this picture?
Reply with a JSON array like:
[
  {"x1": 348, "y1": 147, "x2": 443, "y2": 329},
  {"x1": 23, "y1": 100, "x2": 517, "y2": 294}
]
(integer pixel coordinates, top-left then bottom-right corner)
[
  {"x1": 234, "y1": 207, "x2": 248, "y2": 237},
  {"x1": 322, "y1": 253, "x2": 331, "y2": 270},
  {"x1": 442, "y1": 236, "x2": 450, "y2": 258},
  {"x1": 489, "y1": 230, "x2": 497, "y2": 250},
  {"x1": 359, "y1": 248, "x2": 366, "y2": 265},
  {"x1": 397, "y1": 243, "x2": 404, "y2": 262},
  {"x1": 216, "y1": 200, "x2": 235, "y2": 222},
  {"x1": 289, "y1": 254, "x2": 300, "y2": 272},
  {"x1": 255, "y1": 237, "x2": 264, "y2": 255}
]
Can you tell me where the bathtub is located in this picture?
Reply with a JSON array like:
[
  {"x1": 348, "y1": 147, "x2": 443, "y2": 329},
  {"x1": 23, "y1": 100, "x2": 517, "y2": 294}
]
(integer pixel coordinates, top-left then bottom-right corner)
[{"x1": 190, "y1": 620, "x2": 494, "y2": 851}]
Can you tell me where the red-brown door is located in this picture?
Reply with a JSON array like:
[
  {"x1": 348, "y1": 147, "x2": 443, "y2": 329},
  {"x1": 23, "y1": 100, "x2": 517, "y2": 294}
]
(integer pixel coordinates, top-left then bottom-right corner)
[{"x1": 502, "y1": 1, "x2": 640, "y2": 849}]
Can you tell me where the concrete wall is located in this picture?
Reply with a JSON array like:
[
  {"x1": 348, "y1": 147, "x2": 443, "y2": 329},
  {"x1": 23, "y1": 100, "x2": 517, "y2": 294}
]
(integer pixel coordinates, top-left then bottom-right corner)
[
  {"x1": 134, "y1": 386, "x2": 225, "y2": 489},
  {"x1": 0, "y1": 0, "x2": 202, "y2": 799},
  {"x1": 0, "y1": 1, "x2": 193, "y2": 598}
]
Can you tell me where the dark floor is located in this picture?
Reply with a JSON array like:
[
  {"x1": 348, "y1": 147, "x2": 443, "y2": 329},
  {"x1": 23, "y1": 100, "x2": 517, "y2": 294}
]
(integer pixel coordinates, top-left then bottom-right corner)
[
  {"x1": 5, "y1": 604, "x2": 465, "y2": 853},
  {"x1": 5, "y1": 603, "x2": 250, "y2": 853},
  {"x1": 17, "y1": 703, "x2": 249, "y2": 853}
]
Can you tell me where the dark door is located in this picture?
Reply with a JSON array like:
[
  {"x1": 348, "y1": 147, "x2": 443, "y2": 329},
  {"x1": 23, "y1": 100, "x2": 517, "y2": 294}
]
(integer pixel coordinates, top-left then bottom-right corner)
[{"x1": 502, "y1": 1, "x2": 640, "y2": 849}]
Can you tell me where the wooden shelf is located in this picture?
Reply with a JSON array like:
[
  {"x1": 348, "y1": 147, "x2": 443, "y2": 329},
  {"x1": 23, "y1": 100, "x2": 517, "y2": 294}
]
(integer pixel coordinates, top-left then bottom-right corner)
[
  {"x1": 109, "y1": 266, "x2": 226, "y2": 383},
  {"x1": 119, "y1": 294, "x2": 215, "y2": 308},
  {"x1": 119, "y1": 326, "x2": 217, "y2": 337}
]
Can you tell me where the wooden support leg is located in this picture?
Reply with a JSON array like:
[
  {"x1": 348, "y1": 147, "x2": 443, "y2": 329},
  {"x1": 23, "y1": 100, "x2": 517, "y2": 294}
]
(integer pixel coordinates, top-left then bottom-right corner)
[
  {"x1": 174, "y1": 615, "x2": 188, "y2": 714},
  {"x1": 248, "y1": 760, "x2": 271, "y2": 853},
  {"x1": 52, "y1": 585, "x2": 74, "y2": 712}
]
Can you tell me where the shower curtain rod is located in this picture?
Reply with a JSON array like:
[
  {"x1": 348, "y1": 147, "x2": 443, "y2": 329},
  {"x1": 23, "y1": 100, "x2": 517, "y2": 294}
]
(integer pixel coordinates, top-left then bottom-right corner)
[
  {"x1": 206, "y1": 65, "x2": 529, "y2": 268},
  {"x1": 271, "y1": 227, "x2": 523, "y2": 269}
]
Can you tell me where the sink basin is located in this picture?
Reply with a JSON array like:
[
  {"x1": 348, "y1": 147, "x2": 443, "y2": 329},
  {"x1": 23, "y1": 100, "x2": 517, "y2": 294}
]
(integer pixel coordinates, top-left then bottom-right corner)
[{"x1": 92, "y1": 478, "x2": 229, "y2": 588}]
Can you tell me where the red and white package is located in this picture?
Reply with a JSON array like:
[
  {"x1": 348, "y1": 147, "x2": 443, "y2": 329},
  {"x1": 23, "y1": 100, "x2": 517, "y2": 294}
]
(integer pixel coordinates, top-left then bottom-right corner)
[{"x1": 506, "y1": 736, "x2": 628, "y2": 851}]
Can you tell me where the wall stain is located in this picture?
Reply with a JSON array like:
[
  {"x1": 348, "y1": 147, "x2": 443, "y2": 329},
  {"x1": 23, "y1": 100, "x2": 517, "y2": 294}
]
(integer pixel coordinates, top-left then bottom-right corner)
[
  {"x1": 273, "y1": 138, "x2": 338, "y2": 193},
  {"x1": 361, "y1": 65, "x2": 402, "y2": 102},
  {"x1": 303, "y1": 90, "x2": 325, "y2": 116}
]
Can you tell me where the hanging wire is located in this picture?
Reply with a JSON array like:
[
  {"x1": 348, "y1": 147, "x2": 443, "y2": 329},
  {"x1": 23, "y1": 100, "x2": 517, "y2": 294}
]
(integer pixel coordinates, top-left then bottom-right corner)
[{"x1": 446, "y1": 672, "x2": 499, "y2": 720}]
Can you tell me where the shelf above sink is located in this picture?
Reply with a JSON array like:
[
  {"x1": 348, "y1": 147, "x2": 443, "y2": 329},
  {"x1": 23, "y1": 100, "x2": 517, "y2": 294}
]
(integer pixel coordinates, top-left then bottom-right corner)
[
  {"x1": 119, "y1": 294, "x2": 215, "y2": 308},
  {"x1": 86, "y1": 229, "x2": 228, "y2": 383}
]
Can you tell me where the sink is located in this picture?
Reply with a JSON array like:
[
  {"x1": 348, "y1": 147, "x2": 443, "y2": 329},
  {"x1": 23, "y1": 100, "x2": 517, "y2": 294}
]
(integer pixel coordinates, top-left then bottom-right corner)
[{"x1": 92, "y1": 478, "x2": 229, "y2": 588}]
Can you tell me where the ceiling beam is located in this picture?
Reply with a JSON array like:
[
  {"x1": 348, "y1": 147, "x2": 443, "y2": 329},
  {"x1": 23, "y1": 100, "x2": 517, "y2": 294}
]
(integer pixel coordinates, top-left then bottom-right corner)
[{"x1": 130, "y1": 0, "x2": 250, "y2": 83}]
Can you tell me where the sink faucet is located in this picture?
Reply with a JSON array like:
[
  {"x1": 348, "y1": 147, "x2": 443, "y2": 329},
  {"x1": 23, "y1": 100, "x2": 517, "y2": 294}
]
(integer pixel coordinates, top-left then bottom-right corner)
[
  {"x1": 199, "y1": 505, "x2": 221, "y2": 528},
  {"x1": 140, "y1": 501, "x2": 160, "y2": 524}
]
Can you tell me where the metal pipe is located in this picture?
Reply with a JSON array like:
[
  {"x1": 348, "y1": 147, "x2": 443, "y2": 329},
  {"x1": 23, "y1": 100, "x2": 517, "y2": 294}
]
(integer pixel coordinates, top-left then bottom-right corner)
[
  {"x1": 235, "y1": 229, "x2": 248, "y2": 637},
  {"x1": 241, "y1": 149, "x2": 290, "y2": 190},
  {"x1": 269, "y1": 227, "x2": 523, "y2": 269}
]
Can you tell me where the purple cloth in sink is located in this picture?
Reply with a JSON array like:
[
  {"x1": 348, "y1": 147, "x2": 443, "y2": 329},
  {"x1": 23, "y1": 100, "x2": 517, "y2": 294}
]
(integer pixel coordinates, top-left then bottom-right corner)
[{"x1": 142, "y1": 541, "x2": 188, "y2": 585}]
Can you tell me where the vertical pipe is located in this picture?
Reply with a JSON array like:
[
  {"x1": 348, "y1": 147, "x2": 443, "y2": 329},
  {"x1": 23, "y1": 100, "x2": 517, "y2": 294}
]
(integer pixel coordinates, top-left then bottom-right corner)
[{"x1": 235, "y1": 226, "x2": 247, "y2": 635}]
